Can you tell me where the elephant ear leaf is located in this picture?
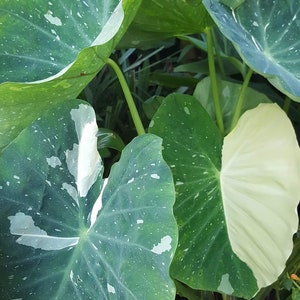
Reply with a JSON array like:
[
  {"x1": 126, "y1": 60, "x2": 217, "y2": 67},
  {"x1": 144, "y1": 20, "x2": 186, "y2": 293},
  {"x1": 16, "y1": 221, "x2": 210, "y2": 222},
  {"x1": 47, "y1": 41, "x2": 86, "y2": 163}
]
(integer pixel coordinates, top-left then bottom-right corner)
[
  {"x1": 203, "y1": 0, "x2": 300, "y2": 101},
  {"x1": 149, "y1": 94, "x2": 300, "y2": 298},
  {"x1": 0, "y1": 0, "x2": 142, "y2": 150},
  {"x1": 0, "y1": 100, "x2": 178, "y2": 299}
]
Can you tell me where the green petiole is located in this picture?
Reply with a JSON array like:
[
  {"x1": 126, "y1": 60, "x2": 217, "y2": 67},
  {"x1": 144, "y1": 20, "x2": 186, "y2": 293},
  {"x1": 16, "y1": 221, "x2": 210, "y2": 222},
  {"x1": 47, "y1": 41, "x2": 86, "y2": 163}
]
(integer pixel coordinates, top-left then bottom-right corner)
[{"x1": 106, "y1": 58, "x2": 145, "y2": 136}]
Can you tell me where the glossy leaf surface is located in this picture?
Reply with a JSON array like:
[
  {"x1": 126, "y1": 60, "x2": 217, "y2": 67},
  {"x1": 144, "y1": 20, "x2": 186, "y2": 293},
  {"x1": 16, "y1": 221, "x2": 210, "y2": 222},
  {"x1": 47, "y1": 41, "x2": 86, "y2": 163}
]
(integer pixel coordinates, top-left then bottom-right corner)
[
  {"x1": 149, "y1": 94, "x2": 257, "y2": 298},
  {"x1": 149, "y1": 94, "x2": 300, "y2": 298},
  {"x1": 0, "y1": 100, "x2": 177, "y2": 299},
  {"x1": 0, "y1": 0, "x2": 141, "y2": 149},
  {"x1": 203, "y1": 0, "x2": 300, "y2": 101},
  {"x1": 119, "y1": 0, "x2": 213, "y2": 48}
]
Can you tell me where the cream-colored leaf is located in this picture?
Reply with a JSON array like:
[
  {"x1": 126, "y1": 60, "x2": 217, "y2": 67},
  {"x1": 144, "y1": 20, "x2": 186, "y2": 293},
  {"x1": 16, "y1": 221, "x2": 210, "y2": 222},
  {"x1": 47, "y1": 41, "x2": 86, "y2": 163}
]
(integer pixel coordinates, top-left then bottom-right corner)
[{"x1": 221, "y1": 103, "x2": 300, "y2": 289}]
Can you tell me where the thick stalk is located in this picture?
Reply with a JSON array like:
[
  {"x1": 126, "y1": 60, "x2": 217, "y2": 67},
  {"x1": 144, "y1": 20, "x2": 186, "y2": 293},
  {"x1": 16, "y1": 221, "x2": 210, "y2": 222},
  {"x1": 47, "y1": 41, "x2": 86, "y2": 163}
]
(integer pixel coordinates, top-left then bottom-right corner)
[
  {"x1": 205, "y1": 27, "x2": 224, "y2": 135},
  {"x1": 230, "y1": 68, "x2": 253, "y2": 131},
  {"x1": 106, "y1": 58, "x2": 145, "y2": 135}
]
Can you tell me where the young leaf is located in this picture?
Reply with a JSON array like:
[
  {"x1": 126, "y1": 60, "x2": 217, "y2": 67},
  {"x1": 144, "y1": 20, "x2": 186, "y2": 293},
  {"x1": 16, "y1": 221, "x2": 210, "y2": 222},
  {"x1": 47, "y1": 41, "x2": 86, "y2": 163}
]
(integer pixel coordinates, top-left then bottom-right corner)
[
  {"x1": 0, "y1": 100, "x2": 177, "y2": 299},
  {"x1": 203, "y1": 0, "x2": 300, "y2": 101},
  {"x1": 149, "y1": 94, "x2": 300, "y2": 298}
]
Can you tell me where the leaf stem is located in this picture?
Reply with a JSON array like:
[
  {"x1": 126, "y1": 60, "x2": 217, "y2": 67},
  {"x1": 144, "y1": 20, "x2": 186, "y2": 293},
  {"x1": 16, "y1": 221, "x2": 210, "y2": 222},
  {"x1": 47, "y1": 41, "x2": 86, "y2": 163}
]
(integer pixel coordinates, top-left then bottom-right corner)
[
  {"x1": 230, "y1": 68, "x2": 253, "y2": 131},
  {"x1": 205, "y1": 27, "x2": 224, "y2": 135},
  {"x1": 106, "y1": 58, "x2": 145, "y2": 135}
]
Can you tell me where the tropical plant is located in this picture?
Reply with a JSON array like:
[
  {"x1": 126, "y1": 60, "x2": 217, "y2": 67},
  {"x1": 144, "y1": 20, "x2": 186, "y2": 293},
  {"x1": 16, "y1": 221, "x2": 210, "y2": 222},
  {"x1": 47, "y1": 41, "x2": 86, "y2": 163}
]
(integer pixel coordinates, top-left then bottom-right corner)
[{"x1": 1, "y1": 0, "x2": 300, "y2": 299}]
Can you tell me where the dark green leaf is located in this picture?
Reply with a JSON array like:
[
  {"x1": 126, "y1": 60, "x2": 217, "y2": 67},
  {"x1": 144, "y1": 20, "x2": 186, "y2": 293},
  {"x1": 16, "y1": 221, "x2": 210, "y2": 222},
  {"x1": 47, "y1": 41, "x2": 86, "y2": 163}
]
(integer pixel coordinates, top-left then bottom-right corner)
[
  {"x1": 0, "y1": 100, "x2": 177, "y2": 299},
  {"x1": 149, "y1": 94, "x2": 257, "y2": 298}
]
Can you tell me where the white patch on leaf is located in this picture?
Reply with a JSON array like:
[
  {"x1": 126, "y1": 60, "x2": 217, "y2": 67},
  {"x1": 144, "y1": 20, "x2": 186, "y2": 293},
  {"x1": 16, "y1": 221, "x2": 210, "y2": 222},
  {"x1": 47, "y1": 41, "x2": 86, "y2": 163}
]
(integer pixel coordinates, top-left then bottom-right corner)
[
  {"x1": 8, "y1": 212, "x2": 79, "y2": 250},
  {"x1": 107, "y1": 283, "x2": 116, "y2": 294},
  {"x1": 44, "y1": 11, "x2": 62, "y2": 26},
  {"x1": 220, "y1": 103, "x2": 300, "y2": 289},
  {"x1": 217, "y1": 274, "x2": 234, "y2": 295},
  {"x1": 62, "y1": 183, "x2": 78, "y2": 205},
  {"x1": 46, "y1": 156, "x2": 62, "y2": 168},
  {"x1": 151, "y1": 235, "x2": 172, "y2": 254},
  {"x1": 66, "y1": 104, "x2": 102, "y2": 198}
]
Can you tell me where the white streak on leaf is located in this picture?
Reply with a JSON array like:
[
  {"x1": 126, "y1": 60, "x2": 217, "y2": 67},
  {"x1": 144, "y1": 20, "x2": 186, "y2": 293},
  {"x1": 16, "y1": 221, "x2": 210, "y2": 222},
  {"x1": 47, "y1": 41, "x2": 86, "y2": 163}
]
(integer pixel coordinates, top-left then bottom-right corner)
[
  {"x1": 91, "y1": 2, "x2": 124, "y2": 46},
  {"x1": 151, "y1": 235, "x2": 172, "y2": 254},
  {"x1": 90, "y1": 178, "x2": 108, "y2": 228},
  {"x1": 66, "y1": 105, "x2": 101, "y2": 197},
  {"x1": 8, "y1": 212, "x2": 79, "y2": 250}
]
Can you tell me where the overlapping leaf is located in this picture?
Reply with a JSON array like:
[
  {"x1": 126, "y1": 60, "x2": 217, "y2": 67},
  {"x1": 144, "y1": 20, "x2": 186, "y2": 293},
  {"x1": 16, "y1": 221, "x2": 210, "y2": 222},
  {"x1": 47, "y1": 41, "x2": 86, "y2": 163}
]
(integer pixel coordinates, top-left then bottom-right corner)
[
  {"x1": 119, "y1": 0, "x2": 213, "y2": 48},
  {"x1": 0, "y1": 0, "x2": 142, "y2": 149},
  {"x1": 203, "y1": 0, "x2": 300, "y2": 101},
  {"x1": 0, "y1": 100, "x2": 177, "y2": 299},
  {"x1": 149, "y1": 93, "x2": 300, "y2": 298},
  {"x1": 193, "y1": 76, "x2": 271, "y2": 134}
]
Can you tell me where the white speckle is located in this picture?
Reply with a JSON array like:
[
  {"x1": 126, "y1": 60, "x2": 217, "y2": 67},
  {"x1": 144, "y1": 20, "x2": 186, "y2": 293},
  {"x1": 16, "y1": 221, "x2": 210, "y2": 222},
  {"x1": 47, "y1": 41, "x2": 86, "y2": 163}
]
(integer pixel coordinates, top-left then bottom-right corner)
[
  {"x1": 62, "y1": 183, "x2": 78, "y2": 205},
  {"x1": 46, "y1": 156, "x2": 62, "y2": 168},
  {"x1": 127, "y1": 178, "x2": 134, "y2": 184},
  {"x1": 6, "y1": 181, "x2": 10, "y2": 186},
  {"x1": 107, "y1": 283, "x2": 116, "y2": 294},
  {"x1": 13, "y1": 175, "x2": 20, "y2": 180},
  {"x1": 136, "y1": 219, "x2": 144, "y2": 224},
  {"x1": 8, "y1": 212, "x2": 79, "y2": 250},
  {"x1": 175, "y1": 181, "x2": 184, "y2": 186},
  {"x1": 184, "y1": 107, "x2": 190, "y2": 115},
  {"x1": 22, "y1": 277, "x2": 27, "y2": 281},
  {"x1": 217, "y1": 274, "x2": 234, "y2": 295},
  {"x1": 151, "y1": 174, "x2": 160, "y2": 179},
  {"x1": 44, "y1": 11, "x2": 62, "y2": 26},
  {"x1": 46, "y1": 180, "x2": 52, "y2": 186},
  {"x1": 252, "y1": 21, "x2": 259, "y2": 27},
  {"x1": 151, "y1": 235, "x2": 172, "y2": 254}
]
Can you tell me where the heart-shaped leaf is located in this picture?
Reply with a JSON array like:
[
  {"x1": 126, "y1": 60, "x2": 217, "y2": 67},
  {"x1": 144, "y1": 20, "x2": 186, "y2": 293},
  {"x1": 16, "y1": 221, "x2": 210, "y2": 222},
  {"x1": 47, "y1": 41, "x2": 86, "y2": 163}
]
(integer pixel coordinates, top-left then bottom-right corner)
[
  {"x1": 149, "y1": 94, "x2": 300, "y2": 298},
  {"x1": 203, "y1": 0, "x2": 300, "y2": 101},
  {"x1": 0, "y1": 100, "x2": 177, "y2": 299},
  {"x1": 0, "y1": 0, "x2": 142, "y2": 149}
]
